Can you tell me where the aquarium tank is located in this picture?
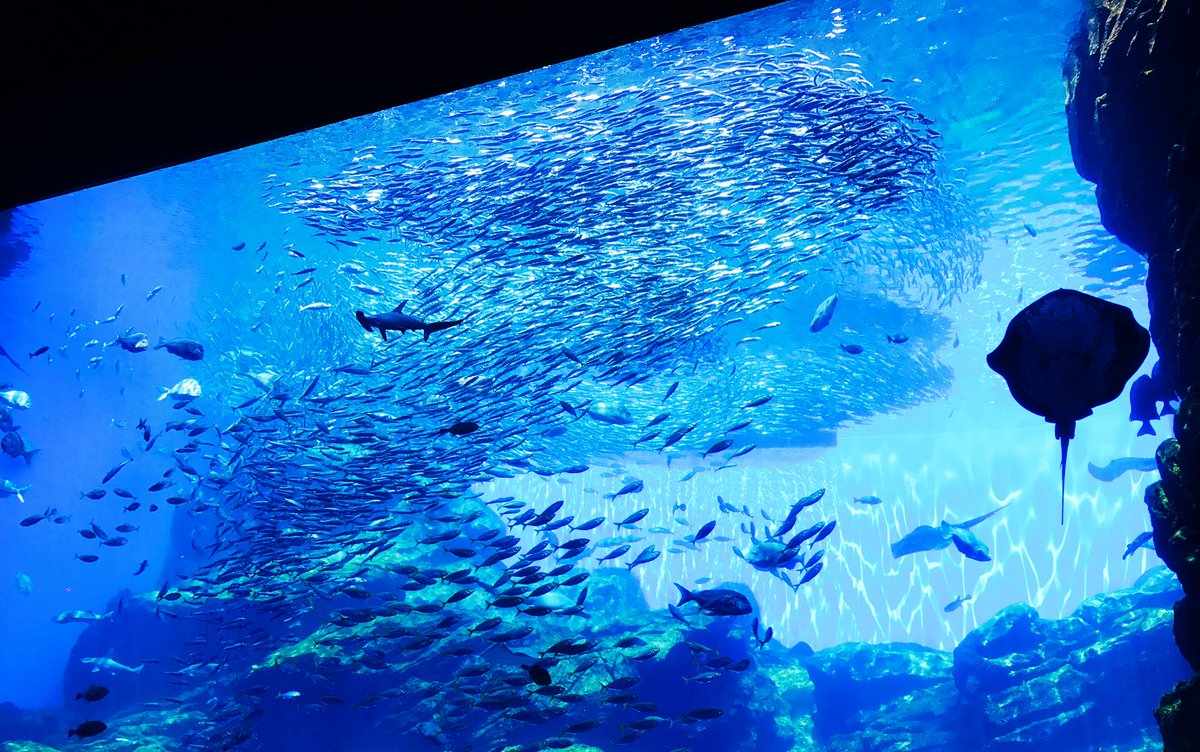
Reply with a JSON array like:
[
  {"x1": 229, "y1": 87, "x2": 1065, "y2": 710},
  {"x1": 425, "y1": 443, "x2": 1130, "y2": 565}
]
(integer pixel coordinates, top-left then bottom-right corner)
[{"x1": 2, "y1": 1, "x2": 1197, "y2": 750}]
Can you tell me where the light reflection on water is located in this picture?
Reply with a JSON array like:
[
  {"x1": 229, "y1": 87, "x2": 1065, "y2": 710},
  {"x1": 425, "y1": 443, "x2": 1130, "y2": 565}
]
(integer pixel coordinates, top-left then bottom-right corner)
[{"x1": 483, "y1": 382, "x2": 1166, "y2": 651}]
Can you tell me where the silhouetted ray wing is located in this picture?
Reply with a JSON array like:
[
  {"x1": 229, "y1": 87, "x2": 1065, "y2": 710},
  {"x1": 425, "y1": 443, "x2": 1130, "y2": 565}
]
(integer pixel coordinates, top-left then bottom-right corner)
[{"x1": 987, "y1": 289, "x2": 1149, "y2": 523}]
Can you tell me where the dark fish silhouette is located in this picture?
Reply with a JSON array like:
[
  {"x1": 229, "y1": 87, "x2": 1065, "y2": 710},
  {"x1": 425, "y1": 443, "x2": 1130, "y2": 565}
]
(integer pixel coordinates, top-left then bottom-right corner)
[
  {"x1": 1087, "y1": 456, "x2": 1157, "y2": 482},
  {"x1": 987, "y1": 290, "x2": 1149, "y2": 523},
  {"x1": 1128, "y1": 374, "x2": 1159, "y2": 436},
  {"x1": 355, "y1": 301, "x2": 464, "y2": 341},
  {"x1": 0, "y1": 343, "x2": 27, "y2": 374},
  {"x1": 891, "y1": 503, "x2": 1009, "y2": 558}
]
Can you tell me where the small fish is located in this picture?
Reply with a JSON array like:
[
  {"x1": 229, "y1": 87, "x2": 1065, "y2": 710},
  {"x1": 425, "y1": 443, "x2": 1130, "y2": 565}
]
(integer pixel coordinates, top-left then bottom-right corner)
[
  {"x1": 597, "y1": 545, "x2": 630, "y2": 562},
  {"x1": 703, "y1": 439, "x2": 733, "y2": 457},
  {"x1": 944, "y1": 594, "x2": 973, "y2": 613},
  {"x1": 1023, "y1": 222, "x2": 1037, "y2": 238},
  {"x1": 615, "y1": 508, "x2": 650, "y2": 528},
  {"x1": 742, "y1": 395, "x2": 772, "y2": 409},
  {"x1": 80, "y1": 489, "x2": 106, "y2": 500},
  {"x1": 886, "y1": 334, "x2": 909, "y2": 344},
  {"x1": 840, "y1": 343, "x2": 864, "y2": 355},
  {"x1": 146, "y1": 285, "x2": 164, "y2": 301},
  {"x1": 663, "y1": 381, "x2": 680, "y2": 402},
  {"x1": 74, "y1": 554, "x2": 100, "y2": 563},
  {"x1": 645, "y1": 413, "x2": 671, "y2": 429},
  {"x1": 300, "y1": 302, "x2": 333, "y2": 312},
  {"x1": 68, "y1": 720, "x2": 107, "y2": 739},
  {"x1": 133, "y1": 560, "x2": 149, "y2": 576},
  {"x1": 28, "y1": 346, "x2": 49, "y2": 358},
  {"x1": 660, "y1": 423, "x2": 697, "y2": 452},
  {"x1": 154, "y1": 338, "x2": 204, "y2": 361},
  {"x1": 728, "y1": 443, "x2": 756, "y2": 460},
  {"x1": 853, "y1": 495, "x2": 883, "y2": 505},
  {"x1": 102, "y1": 459, "x2": 132, "y2": 484},
  {"x1": 439, "y1": 421, "x2": 480, "y2": 436},
  {"x1": 75, "y1": 684, "x2": 109, "y2": 702},
  {"x1": 691, "y1": 520, "x2": 716, "y2": 542},
  {"x1": 626, "y1": 545, "x2": 660, "y2": 571},
  {"x1": 1123, "y1": 531, "x2": 1155, "y2": 560},
  {"x1": 606, "y1": 480, "x2": 644, "y2": 500}
]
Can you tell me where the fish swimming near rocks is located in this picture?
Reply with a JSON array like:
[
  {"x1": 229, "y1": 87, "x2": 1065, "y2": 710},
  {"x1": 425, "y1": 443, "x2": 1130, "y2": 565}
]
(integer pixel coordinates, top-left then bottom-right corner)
[
  {"x1": 987, "y1": 289, "x2": 1149, "y2": 523},
  {"x1": 55, "y1": 610, "x2": 114, "y2": 624},
  {"x1": 355, "y1": 301, "x2": 464, "y2": 341},
  {"x1": 1128, "y1": 374, "x2": 1159, "y2": 436},
  {"x1": 944, "y1": 594, "x2": 973, "y2": 612},
  {"x1": 1123, "y1": 531, "x2": 1155, "y2": 560},
  {"x1": 68, "y1": 720, "x2": 107, "y2": 739},
  {"x1": 82, "y1": 656, "x2": 143, "y2": 674},
  {"x1": 1087, "y1": 456, "x2": 1157, "y2": 482},
  {"x1": 76, "y1": 684, "x2": 109, "y2": 702},
  {"x1": 674, "y1": 584, "x2": 752, "y2": 616}
]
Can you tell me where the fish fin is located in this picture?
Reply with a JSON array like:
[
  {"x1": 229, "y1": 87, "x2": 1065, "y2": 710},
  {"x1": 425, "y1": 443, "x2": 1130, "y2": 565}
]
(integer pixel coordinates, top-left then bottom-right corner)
[
  {"x1": 1138, "y1": 422, "x2": 1156, "y2": 436},
  {"x1": 23, "y1": 448, "x2": 40, "y2": 465},
  {"x1": 393, "y1": 301, "x2": 407, "y2": 313},
  {"x1": 674, "y1": 583, "x2": 693, "y2": 607},
  {"x1": 425, "y1": 320, "x2": 465, "y2": 340},
  {"x1": 379, "y1": 328, "x2": 387, "y2": 342},
  {"x1": 1161, "y1": 402, "x2": 1177, "y2": 416}
]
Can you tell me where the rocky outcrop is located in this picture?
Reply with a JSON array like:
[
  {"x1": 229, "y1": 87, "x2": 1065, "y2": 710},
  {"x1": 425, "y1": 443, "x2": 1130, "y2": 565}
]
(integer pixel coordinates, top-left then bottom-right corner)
[
  {"x1": 805, "y1": 567, "x2": 1189, "y2": 752},
  {"x1": 1065, "y1": 0, "x2": 1200, "y2": 746},
  {"x1": 1065, "y1": 0, "x2": 1200, "y2": 399}
]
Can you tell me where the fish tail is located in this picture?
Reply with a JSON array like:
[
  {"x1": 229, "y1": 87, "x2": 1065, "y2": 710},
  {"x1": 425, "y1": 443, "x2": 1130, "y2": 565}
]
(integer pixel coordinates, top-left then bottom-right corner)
[
  {"x1": 674, "y1": 583, "x2": 693, "y2": 607},
  {"x1": 1138, "y1": 422, "x2": 1156, "y2": 437},
  {"x1": 424, "y1": 319, "x2": 465, "y2": 340},
  {"x1": 23, "y1": 448, "x2": 41, "y2": 465},
  {"x1": 132, "y1": 664, "x2": 144, "y2": 673}
]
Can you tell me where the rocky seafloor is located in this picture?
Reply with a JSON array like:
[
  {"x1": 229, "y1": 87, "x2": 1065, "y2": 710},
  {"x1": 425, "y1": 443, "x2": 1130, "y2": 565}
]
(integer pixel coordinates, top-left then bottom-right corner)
[{"x1": 0, "y1": 565, "x2": 1189, "y2": 752}]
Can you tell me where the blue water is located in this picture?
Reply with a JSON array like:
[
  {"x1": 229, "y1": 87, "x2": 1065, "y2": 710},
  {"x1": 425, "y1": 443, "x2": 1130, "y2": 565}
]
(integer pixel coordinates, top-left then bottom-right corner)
[{"x1": 0, "y1": 0, "x2": 1182, "y2": 749}]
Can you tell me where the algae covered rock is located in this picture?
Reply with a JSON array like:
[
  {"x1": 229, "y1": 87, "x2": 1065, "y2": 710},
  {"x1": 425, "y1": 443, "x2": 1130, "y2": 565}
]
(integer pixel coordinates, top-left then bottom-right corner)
[{"x1": 808, "y1": 641, "x2": 952, "y2": 736}]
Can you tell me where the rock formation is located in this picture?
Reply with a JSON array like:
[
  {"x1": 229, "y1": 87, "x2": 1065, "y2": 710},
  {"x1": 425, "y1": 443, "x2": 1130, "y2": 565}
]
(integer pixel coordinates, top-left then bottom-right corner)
[{"x1": 1065, "y1": 0, "x2": 1200, "y2": 746}]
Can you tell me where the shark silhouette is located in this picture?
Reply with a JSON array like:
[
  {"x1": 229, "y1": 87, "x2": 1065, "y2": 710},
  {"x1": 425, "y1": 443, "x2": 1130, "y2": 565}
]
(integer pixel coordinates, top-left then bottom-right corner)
[{"x1": 355, "y1": 302, "x2": 464, "y2": 342}]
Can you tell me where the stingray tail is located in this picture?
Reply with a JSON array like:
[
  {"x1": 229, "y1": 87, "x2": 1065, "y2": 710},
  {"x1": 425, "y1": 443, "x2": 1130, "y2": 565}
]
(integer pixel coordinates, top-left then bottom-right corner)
[
  {"x1": 1059, "y1": 434, "x2": 1069, "y2": 525},
  {"x1": 1055, "y1": 419, "x2": 1076, "y2": 526}
]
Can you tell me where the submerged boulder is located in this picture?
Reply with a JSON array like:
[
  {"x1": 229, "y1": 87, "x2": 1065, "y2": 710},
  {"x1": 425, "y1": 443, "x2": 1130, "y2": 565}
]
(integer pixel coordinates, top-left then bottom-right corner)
[{"x1": 803, "y1": 567, "x2": 1186, "y2": 751}]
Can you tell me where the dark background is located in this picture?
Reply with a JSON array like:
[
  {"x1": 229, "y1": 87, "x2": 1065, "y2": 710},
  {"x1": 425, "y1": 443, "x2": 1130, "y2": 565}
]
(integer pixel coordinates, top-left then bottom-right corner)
[{"x1": 2, "y1": 2, "x2": 780, "y2": 211}]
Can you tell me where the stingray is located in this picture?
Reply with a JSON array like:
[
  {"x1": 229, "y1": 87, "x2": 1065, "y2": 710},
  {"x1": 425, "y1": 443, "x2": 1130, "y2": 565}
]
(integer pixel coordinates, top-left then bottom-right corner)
[
  {"x1": 1087, "y1": 456, "x2": 1157, "y2": 482},
  {"x1": 987, "y1": 289, "x2": 1149, "y2": 523},
  {"x1": 890, "y1": 503, "x2": 1009, "y2": 559}
]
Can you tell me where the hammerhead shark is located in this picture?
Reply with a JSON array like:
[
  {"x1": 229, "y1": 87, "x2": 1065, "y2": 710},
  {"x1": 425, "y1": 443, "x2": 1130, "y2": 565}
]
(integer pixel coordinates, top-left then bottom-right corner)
[{"x1": 354, "y1": 302, "x2": 464, "y2": 342}]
